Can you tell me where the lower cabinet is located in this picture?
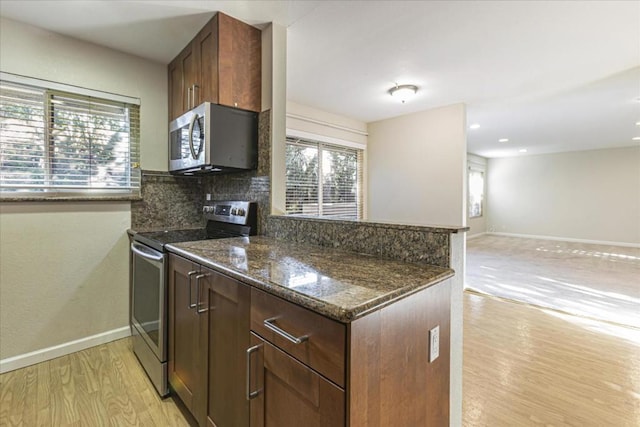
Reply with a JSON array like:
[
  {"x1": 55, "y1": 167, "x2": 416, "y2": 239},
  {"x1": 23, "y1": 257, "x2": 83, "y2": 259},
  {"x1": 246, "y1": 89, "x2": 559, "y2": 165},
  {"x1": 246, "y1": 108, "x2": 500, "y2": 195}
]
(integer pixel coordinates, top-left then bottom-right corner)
[
  {"x1": 168, "y1": 253, "x2": 451, "y2": 427},
  {"x1": 247, "y1": 333, "x2": 345, "y2": 427},
  {"x1": 203, "y1": 266, "x2": 250, "y2": 427},
  {"x1": 168, "y1": 255, "x2": 201, "y2": 413},
  {"x1": 168, "y1": 254, "x2": 250, "y2": 427}
]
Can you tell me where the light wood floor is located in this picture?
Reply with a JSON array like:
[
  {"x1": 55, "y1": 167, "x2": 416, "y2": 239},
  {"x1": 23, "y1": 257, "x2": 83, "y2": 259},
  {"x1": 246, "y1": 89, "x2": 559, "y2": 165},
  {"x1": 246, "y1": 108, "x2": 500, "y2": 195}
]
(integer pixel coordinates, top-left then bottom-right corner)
[
  {"x1": 464, "y1": 292, "x2": 640, "y2": 426},
  {"x1": 467, "y1": 235, "x2": 640, "y2": 328},
  {"x1": 2, "y1": 293, "x2": 638, "y2": 426},
  {"x1": 0, "y1": 338, "x2": 191, "y2": 426}
]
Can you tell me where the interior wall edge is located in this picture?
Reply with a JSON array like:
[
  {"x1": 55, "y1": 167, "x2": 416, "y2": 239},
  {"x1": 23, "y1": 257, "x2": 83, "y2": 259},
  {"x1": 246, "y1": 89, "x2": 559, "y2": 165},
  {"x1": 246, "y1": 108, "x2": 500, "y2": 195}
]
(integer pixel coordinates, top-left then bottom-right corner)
[{"x1": 0, "y1": 326, "x2": 131, "y2": 374}]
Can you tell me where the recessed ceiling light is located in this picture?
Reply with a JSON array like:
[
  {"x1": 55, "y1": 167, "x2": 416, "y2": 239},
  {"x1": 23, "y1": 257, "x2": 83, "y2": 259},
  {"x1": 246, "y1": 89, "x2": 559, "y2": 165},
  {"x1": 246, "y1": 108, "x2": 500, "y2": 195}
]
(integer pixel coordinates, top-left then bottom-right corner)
[
  {"x1": 469, "y1": 123, "x2": 480, "y2": 130},
  {"x1": 519, "y1": 149, "x2": 527, "y2": 153},
  {"x1": 498, "y1": 138, "x2": 509, "y2": 143},
  {"x1": 633, "y1": 137, "x2": 640, "y2": 141},
  {"x1": 636, "y1": 121, "x2": 640, "y2": 126}
]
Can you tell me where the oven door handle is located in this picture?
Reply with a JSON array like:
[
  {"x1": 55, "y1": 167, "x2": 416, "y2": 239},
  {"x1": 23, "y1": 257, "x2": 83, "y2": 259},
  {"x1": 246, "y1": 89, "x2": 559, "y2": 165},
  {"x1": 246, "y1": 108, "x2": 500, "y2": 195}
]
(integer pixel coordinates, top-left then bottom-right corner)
[{"x1": 131, "y1": 242, "x2": 164, "y2": 262}]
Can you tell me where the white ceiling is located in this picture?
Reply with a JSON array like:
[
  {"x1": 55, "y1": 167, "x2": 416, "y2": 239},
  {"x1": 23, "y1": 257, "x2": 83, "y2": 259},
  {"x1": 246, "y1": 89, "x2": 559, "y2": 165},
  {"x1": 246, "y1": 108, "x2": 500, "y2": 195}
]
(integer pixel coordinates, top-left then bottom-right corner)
[{"x1": 1, "y1": 0, "x2": 638, "y2": 158}]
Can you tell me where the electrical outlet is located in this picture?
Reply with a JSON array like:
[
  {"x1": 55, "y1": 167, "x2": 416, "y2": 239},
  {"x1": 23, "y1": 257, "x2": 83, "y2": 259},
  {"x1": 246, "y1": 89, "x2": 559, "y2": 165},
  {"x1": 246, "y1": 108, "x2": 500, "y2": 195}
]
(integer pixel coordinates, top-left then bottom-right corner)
[{"x1": 429, "y1": 326, "x2": 440, "y2": 363}]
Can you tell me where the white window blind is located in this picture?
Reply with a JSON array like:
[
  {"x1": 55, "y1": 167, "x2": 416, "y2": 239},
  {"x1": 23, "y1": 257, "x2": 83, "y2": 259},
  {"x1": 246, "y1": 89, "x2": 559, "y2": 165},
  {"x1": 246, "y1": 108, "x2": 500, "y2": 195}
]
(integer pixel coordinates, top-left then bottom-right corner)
[
  {"x1": 468, "y1": 168, "x2": 484, "y2": 218},
  {"x1": 0, "y1": 78, "x2": 140, "y2": 197},
  {"x1": 285, "y1": 136, "x2": 362, "y2": 219}
]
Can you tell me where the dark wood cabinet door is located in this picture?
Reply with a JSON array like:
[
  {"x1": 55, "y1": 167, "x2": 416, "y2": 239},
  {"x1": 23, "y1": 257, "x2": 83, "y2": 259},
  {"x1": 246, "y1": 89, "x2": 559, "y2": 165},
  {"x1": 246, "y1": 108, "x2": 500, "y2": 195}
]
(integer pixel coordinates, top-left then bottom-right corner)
[
  {"x1": 168, "y1": 254, "x2": 201, "y2": 412},
  {"x1": 168, "y1": 56, "x2": 183, "y2": 121},
  {"x1": 196, "y1": 16, "x2": 219, "y2": 108},
  {"x1": 248, "y1": 333, "x2": 345, "y2": 427},
  {"x1": 181, "y1": 45, "x2": 197, "y2": 113},
  {"x1": 217, "y1": 13, "x2": 261, "y2": 112},
  {"x1": 201, "y1": 267, "x2": 250, "y2": 427},
  {"x1": 168, "y1": 44, "x2": 197, "y2": 121}
]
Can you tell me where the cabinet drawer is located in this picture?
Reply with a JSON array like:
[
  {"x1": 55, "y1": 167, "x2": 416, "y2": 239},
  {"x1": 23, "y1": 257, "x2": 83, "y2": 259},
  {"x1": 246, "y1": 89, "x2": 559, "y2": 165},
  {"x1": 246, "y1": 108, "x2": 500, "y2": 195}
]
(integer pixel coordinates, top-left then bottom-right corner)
[{"x1": 250, "y1": 288, "x2": 346, "y2": 388}]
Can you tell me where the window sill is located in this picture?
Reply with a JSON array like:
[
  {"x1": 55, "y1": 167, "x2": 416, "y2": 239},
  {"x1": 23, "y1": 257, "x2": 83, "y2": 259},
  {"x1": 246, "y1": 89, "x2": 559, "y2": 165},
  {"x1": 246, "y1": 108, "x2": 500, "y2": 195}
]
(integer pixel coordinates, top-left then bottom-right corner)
[{"x1": 0, "y1": 194, "x2": 142, "y2": 202}]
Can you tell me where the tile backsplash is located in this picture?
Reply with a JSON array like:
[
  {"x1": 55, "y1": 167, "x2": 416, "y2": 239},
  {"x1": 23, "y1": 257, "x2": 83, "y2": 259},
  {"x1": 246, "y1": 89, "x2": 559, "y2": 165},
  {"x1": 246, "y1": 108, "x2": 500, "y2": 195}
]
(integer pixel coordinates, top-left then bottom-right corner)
[{"x1": 131, "y1": 110, "x2": 270, "y2": 232}]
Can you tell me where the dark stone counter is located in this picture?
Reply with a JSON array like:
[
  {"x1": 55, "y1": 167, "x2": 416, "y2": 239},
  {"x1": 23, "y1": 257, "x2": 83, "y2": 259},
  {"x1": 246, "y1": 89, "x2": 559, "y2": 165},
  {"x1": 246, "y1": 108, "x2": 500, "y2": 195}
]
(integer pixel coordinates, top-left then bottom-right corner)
[{"x1": 167, "y1": 236, "x2": 453, "y2": 322}]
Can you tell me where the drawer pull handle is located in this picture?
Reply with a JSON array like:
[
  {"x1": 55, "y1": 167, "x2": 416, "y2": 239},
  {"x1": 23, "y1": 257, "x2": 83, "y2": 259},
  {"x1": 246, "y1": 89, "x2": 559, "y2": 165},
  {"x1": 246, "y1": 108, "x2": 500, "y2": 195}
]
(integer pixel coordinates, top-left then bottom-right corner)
[
  {"x1": 263, "y1": 318, "x2": 309, "y2": 345},
  {"x1": 195, "y1": 274, "x2": 209, "y2": 314},
  {"x1": 187, "y1": 270, "x2": 198, "y2": 309},
  {"x1": 246, "y1": 344, "x2": 262, "y2": 400}
]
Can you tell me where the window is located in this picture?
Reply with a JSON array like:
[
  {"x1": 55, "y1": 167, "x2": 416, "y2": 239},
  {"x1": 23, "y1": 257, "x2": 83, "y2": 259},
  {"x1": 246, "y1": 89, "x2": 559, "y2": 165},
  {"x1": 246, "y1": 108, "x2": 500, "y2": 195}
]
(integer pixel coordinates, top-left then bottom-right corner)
[
  {"x1": 285, "y1": 136, "x2": 362, "y2": 219},
  {"x1": 0, "y1": 74, "x2": 140, "y2": 198},
  {"x1": 468, "y1": 168, "x2": 484, "y2": 218}
]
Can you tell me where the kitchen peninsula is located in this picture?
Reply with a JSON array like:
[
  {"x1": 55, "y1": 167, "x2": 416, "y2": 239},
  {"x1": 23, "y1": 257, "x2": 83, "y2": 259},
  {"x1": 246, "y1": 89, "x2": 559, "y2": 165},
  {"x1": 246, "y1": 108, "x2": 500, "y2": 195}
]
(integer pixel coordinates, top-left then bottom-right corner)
[{"x1": 165, "y1": 233, "x2": 456, "y2": 426}]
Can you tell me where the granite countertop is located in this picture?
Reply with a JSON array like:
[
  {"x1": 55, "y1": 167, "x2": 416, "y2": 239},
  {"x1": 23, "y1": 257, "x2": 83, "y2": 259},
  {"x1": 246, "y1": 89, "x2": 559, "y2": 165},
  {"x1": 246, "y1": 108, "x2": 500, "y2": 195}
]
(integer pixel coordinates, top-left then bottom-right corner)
[
  {"x1": 269, "y1": 214, "x2": 469, "y2": 233},
  {"x1": 166, "y1": 236, "x2": 454, "y2": 323}
]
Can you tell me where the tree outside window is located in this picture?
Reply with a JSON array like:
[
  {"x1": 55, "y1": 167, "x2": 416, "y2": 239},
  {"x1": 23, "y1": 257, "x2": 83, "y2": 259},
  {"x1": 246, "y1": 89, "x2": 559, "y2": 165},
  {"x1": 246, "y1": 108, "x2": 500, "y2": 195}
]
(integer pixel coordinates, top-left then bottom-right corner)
[
  {"x1": 0, "y1": 76, "x2": 140, "y2": 198},
  {"x1": 285, "y1": 137, "x2": 361, "y2": 219}
]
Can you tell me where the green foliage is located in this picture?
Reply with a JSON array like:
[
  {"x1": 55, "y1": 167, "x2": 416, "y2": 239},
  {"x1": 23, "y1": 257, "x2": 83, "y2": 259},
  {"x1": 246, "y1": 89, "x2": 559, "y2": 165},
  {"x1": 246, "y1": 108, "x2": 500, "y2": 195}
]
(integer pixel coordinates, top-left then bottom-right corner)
[{"x1": 0, "y1": 85, "x2": 132, "y2": 190}]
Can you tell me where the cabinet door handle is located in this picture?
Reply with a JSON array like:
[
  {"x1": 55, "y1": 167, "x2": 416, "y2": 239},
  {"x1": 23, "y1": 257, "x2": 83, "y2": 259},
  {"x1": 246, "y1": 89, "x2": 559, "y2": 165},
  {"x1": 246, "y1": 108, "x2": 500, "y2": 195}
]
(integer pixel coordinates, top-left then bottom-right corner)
[
  {"x1": 187, "y1": 270, "x2": 198, "y2": 309},
  {"x1": 193, "y1": 84, "x2": 199, "y2": 107},
  {"x1": 246, "y1": 344, "x2": 262, "y2": 400},
  {"x1": 187, "y1": 86, "x2": 192, "y2": 111},
  {"x1": 263, "y1": 318, "x2": 309, "y2": 345},
  {"x1": 195, "y1": 273, "x2": 209, "y2": 314}
]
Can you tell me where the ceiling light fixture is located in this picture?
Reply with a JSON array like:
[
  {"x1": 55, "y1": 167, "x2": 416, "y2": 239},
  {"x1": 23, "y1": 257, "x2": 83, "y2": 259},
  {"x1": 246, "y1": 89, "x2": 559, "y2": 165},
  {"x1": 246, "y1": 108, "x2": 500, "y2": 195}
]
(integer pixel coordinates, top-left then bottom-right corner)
[
  {"x1": 498, "y1": 138, "x2": 509, "y2": 143},
  {"x1": 389, "y1": 84, "x2": 418, "y2": 103},
  {"x1": 519, "y1": 148, "x2": 527, "y2": 153},
  {"x1": 633, "y1": 137, "x2": 640, "y2": 141},
  {"x1": 469, "y1": 123, "x2": 481, "y2": 130},
  {"x1": 636, "y1": 121, "x2": 640, "y2": 126}
]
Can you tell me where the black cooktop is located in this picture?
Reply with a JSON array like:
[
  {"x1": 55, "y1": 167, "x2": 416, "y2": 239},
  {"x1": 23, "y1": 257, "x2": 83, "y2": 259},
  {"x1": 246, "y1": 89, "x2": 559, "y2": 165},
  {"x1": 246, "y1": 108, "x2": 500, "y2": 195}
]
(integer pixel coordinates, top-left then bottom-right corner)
[
  {"x1": 133, "y1": 201, "x2": 257, "y2": 252},
  {"x1": 134, "y1": 224, "x2": 250, "y2": 252}
]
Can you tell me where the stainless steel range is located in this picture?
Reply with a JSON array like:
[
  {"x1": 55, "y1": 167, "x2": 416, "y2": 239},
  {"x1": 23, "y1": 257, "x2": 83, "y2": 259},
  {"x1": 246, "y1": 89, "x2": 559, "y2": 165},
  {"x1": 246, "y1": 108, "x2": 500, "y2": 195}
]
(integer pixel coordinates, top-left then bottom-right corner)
[{"x1": 130, "y1": 200, "x2": 257, "y2": 396}]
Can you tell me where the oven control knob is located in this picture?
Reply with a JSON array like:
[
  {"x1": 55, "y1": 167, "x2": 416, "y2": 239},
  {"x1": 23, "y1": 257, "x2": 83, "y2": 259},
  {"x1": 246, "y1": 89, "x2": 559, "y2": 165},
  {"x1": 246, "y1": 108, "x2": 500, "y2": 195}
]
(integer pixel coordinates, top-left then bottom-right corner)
[
  {"x1": 231, "y1": 207, "x2": 238, "y2": 215},
  {"x1": 237, "y1": 208, "x2": 245, "y2": 216}
]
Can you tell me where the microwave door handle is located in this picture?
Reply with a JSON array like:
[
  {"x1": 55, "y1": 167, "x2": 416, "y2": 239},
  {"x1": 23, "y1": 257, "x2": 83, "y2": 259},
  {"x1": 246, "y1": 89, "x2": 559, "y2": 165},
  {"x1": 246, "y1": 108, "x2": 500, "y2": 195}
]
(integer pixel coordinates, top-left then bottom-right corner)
[{"x1": 188, "y1": 113, "x2": 198, "y2": 160}]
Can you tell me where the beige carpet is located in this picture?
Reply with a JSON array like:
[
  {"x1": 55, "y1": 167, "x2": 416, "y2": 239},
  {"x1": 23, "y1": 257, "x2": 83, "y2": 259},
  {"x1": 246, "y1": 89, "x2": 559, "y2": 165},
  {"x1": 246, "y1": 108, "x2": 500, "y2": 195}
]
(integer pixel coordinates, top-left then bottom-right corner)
[{"x1": 466, "y1": 234, "x2": 640, "y2": 328}]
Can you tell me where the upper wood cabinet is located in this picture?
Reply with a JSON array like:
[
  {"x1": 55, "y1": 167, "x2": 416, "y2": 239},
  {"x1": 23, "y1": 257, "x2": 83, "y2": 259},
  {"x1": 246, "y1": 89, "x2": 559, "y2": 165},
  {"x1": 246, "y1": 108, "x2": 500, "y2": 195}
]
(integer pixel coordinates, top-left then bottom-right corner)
[{"x1": 168, "y1": 12, "x2": 262, "y2": 120}]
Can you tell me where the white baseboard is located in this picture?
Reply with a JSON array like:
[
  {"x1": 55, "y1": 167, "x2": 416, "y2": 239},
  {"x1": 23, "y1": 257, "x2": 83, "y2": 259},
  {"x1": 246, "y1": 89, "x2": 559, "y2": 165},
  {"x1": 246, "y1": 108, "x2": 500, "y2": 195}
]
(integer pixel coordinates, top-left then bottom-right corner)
[
  {"x1": 487, "y1": 232, "x2": 640, "y2": 248},
  {"x1": 0, "y1": 326, "x2": 131, "y2": 374},
  {"x1": 466, "y1": 232, "x2": 487, "y2": 240}
]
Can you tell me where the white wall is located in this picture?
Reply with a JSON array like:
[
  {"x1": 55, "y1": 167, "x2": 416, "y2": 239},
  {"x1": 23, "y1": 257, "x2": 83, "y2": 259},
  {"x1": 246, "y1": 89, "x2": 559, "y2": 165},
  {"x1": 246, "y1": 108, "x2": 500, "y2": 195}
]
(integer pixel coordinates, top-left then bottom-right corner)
[
  {"x1": 367, "y1": 103, "x2": 467, "y2": 427},
  {"x1": 286, "y1": 101, "x2": 368, "y2": 147},
  {"x1": 266, "y1": 23, "x2": 288, "y2": 215},
  {"x1": 0, "y1": 17, "x2": 167, "y2": 171},
  {"x1": 0, "y1": 17, "x2": 167, "y2": 364},
  {"x1": 487, "y1": 146, "x2": 640, "y2": 245},
  {"x1": 467, "y1": 153, "x2": 488, "y2": 237},
  {"x1": 0, "y1": 203, "x2": 131, "y2": 360},
  {"x1": 367, "y1": 103, "x2": 467, "y2": 227}
]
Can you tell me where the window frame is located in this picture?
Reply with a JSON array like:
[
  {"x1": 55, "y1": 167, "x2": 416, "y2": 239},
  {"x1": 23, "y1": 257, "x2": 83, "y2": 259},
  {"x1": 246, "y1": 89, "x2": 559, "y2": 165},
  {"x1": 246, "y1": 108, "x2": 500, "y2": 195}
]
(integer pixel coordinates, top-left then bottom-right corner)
[
  {"x1": 285, "y1": 133, "x2": 364, "y2": 220},
  {"x1": 0, "y1": 72, "x2": 141, "y2": 201}
]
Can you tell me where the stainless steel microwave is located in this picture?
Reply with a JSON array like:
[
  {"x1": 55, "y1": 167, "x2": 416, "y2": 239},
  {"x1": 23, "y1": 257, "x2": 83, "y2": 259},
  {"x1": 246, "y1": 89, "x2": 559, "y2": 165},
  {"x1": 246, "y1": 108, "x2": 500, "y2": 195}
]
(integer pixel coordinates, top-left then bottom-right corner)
[{"x1": 169, "y1": 102, "x2": 258, "y2": 175}]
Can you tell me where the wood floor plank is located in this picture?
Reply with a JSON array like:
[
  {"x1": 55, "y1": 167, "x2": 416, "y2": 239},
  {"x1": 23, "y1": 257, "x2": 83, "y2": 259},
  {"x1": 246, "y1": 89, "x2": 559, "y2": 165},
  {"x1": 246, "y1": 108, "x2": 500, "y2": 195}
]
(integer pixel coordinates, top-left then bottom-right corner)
[{"x1": 463, "y1": 291, "x2": 640, "y2": 426}]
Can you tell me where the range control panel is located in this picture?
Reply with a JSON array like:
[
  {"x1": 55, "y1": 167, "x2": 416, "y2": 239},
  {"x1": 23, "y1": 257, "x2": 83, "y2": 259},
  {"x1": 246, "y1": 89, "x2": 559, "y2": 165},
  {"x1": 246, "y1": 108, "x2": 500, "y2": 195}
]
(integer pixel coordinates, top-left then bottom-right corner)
[{"x1": 203, "y1": 201, "x2": 256, "y2": 226}]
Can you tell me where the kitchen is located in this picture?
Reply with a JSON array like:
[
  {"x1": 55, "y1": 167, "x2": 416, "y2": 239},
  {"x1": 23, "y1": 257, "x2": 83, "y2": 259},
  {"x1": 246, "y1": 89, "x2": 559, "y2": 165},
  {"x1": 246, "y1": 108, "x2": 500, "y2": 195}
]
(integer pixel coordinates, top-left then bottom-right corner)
[
  {"x1": 0, "y1": 3, "x2": 467, "y2": 426},
  {"x1": 0, "y1": 1, "x2": 636, "y2": 425}
]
